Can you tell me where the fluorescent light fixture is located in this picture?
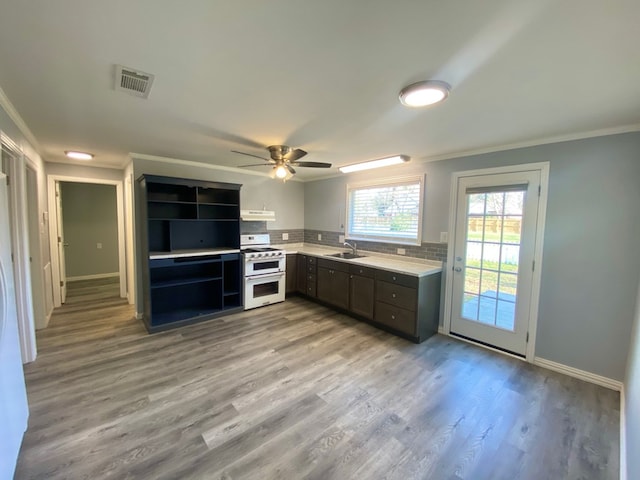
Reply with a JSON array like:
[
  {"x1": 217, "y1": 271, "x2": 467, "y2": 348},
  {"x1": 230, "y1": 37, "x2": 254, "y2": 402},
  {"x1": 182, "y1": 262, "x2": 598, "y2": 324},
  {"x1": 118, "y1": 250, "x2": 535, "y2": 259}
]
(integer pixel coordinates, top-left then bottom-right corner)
[
  {"x1": 399, "y1": 80, "x2": 451, "y2": 107},
  {"x1": 65, "y1": 150, "x2": 94, "y2": 160},
  {"x1": 339, "y1": 155, "x2": 410, "y2": 173}
]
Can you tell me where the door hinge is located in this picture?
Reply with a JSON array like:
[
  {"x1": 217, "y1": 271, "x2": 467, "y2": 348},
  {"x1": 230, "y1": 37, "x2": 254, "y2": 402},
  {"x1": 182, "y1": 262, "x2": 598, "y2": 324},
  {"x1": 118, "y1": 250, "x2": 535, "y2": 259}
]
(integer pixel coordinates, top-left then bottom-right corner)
[
  {"x1": 58, "y1": 236, "x2": 62, "y2": 243},
  {"x1": 526, "y1": 332, "x2": 529, "y2": 343},
  {"x1": 532, "y1": 260, "x2": 535, "y2": 272},
  {"x1": 5, "y1": 175, "x2": 8, "y2": 186},
  {"x1": 60, "y1": 280, "x2": 64, "y2": 287},
  {"x1": 538, "y1": 185, "x2": 541, "y2": 196}
]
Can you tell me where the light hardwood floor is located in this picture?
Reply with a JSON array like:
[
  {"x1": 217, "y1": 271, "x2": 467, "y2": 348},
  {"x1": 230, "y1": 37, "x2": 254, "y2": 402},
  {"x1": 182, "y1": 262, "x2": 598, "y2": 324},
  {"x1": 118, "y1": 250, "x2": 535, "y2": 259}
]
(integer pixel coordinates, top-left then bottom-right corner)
[{"x1": 15, "y1": 278, "x2": 619, "y2": 479}]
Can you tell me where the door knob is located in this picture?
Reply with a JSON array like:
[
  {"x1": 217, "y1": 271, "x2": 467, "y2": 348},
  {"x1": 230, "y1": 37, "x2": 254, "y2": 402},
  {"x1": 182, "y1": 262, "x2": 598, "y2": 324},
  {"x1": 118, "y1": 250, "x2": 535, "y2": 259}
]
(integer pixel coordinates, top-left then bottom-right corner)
[{"x1": 454, "y1": 267, "x2": 462, "y2": 272}]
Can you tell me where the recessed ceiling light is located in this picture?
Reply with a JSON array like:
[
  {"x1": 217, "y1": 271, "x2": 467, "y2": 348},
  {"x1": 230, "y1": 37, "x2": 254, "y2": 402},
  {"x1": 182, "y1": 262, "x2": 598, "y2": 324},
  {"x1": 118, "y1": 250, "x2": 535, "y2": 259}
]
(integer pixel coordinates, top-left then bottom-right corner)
[
  {"x1": 399, "y1": 80, "x2": 451, "y2": 107},
  {"x1": 339, "y1": 155, "x2": 410, "y2": 173},
  {"x1": 65, "y1": 150, "x2": 94, "y2": 160}
]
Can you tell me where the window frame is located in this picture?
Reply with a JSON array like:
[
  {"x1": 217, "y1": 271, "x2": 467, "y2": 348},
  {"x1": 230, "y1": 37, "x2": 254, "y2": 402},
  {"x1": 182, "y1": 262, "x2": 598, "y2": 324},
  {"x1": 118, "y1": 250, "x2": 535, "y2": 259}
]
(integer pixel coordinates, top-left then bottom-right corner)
[{"x1": 344, "y1": 174, "x2": 425, "y2": 246}]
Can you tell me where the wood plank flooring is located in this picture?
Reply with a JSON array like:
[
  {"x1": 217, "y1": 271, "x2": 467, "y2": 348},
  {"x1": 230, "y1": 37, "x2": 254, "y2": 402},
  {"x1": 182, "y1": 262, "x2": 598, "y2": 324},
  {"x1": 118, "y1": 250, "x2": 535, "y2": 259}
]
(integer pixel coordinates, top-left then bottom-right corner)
[{"x1": 15, "y1": 278, "x2": 619, "y2": 479}]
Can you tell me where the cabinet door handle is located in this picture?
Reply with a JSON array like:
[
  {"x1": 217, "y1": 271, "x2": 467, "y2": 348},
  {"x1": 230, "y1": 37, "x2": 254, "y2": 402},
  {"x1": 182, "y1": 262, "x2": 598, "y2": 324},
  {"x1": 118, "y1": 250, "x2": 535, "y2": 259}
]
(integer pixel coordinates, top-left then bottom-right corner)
[
  {"x1": 350, "y1": 275, "x2": 353, "y2": 279},
  {"x1": 392, "y1": 276, "x2": 397, "y2": 281},
  {"x1": 391, "y1": 315, "x2": 396, "y2": 320},
  {"x1": 392, "y1": 293, "x2": 396, "y2": 298}
]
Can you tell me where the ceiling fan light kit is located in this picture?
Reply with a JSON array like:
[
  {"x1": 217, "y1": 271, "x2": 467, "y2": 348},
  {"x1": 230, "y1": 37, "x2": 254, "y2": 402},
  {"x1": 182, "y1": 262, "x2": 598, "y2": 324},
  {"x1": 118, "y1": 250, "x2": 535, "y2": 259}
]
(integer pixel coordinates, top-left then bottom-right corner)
[
  {"x1": 399, "y1": 80, "x2": 451, "y2": 107},
  {"x1": 339, "y1": 155, "x2": 410, "y2": 173},
  {"x1": 233, "y1": 144, "x2": 331, "y2": 180}
]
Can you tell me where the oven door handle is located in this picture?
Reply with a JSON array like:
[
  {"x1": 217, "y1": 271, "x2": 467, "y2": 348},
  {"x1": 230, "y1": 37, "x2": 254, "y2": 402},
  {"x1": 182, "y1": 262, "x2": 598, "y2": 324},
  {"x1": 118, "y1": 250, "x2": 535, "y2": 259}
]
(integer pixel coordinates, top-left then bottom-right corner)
[{"x1": 246, "y1": 271, "x2": 285, "y2": 280}]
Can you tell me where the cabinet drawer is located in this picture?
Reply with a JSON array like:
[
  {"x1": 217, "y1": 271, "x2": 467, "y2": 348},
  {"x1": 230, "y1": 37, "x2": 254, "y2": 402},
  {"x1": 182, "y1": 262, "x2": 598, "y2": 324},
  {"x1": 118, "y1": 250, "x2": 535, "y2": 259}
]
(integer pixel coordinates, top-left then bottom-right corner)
[
  {"x1": 375, "y1": 270, "x2": 418, "y2": 288},
  {"x1": 317, "y1": 258, "x2": 349, "y2": 272},
  {"x1": 349, "y1": 265, "x2": 376, "y2": 278},
  {"x1": 375, "y1": 301, "x2": 416, "y2": 336},
  {"x1": 376, "y1": 281, "x2": 417, "y2": 310}
]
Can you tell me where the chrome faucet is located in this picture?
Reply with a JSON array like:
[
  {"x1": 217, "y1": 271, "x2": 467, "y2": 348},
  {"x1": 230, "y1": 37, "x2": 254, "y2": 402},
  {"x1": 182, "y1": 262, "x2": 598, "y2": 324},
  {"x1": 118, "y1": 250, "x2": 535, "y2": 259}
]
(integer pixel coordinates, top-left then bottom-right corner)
[{"x1": 344, "y1": 241, "x2": 357, "y2": 255}]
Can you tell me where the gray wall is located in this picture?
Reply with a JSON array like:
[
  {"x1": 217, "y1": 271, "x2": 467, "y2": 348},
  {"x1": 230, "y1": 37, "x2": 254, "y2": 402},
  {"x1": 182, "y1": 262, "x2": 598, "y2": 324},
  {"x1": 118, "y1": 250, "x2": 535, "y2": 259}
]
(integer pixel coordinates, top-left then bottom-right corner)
[
  {"x1": 60, "y1": 182, "x2": 119, "y2": 278},
  {"x1": 131, "y1": 157, "x2": 305, "y2": 315},
  {"x1": 305, "y1": 132, "x2": 640, "y2": 381},
  {"x1": 624, "y1": 281, "x2": 640, "y2": 480}
]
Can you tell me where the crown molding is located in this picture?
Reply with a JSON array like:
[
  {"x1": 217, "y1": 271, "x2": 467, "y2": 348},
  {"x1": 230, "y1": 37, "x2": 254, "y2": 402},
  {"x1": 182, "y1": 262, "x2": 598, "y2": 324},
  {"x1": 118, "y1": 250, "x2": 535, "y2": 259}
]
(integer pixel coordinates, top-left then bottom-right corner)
[
  {"x1": 416, "y1": 123, "x2": 640, "y2": 164},
  {"x1": 0, "y1": 85, "x2": 42, "y2": 154},
  {"x1": 129, "y1": 152, "x2": 305, "y2": 182}
]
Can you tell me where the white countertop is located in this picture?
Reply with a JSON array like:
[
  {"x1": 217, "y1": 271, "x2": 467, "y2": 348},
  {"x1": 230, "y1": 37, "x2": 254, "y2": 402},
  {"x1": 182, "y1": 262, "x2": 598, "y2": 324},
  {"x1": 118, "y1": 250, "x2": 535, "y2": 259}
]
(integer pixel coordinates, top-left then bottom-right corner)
[
  {"x1": 149, "y1": 248, "x2": 240, "y2": 260},
  {"x1": 275, "y1": 243, "x2": 442, "y2": 277}
]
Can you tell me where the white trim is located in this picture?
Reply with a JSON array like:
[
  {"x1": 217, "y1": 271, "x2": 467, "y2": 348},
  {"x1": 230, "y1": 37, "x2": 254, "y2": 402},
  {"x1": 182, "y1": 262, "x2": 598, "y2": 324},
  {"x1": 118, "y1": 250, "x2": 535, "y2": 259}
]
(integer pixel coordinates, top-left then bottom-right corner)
[
  {"x1": 0, "y1": 86, "x2": 42, "y2": 153},
  {"x1": 416, "y1": 123, "x2": 640, "y2": 164},
  {"x1": 620, "y1": 383, "x2": 627, "y2": 480},
  {"x1": 135, "y1": 311, "x2": 144, "y2": 320},
  {"x1": 442, "y1": 162, "x2": 550, "y2": 363},
  {"x1": 449, "y1": 332, "x2": 527, "y2": 362},
  {"x1": 1, "y1": 145, "x2": 37, "y2": 363},
  {"x1": 129, "y1": 152, "x2": 304, "y2": 182},
  {"x1": 345, "y1": 174, "x2": 425, "y2": 246},
  {"x1": 67, "y1": 272, "x2": 119, "y2": 281},
  {"x1": 533, "y1": 357, "x2": 623, "y2": 391},
  {"x1": 47, "y1": 174, "x2": 128, "y2": 306}
]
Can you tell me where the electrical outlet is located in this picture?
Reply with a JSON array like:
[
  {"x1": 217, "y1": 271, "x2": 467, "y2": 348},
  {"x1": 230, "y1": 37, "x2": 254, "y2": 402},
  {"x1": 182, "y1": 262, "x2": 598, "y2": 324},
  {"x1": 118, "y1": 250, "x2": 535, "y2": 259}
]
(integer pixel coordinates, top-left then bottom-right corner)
[
  {"x1": 338, "y1": 235, "x2": 345, "y2": 243},
  {"x1": 282, "y1": 233, "x2": 289, "y2": 240},
  {"x1": 97, "y1": 243, "x2": 103, "y2": 249},
  {"x1": 317, "y1": 233, "x2": 322, "y2": 241},
  {"x1": 440, "y1": 232, "x2": 448, "y2": 243},
  {"x1": 397, "y1": 248, "x2": 406, "y2": 255}
]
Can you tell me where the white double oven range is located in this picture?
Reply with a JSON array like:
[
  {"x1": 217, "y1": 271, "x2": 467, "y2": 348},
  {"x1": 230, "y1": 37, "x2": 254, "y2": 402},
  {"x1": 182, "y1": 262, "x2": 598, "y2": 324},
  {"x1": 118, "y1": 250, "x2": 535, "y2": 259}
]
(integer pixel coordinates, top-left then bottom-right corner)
[{"x1": 241, "y1": 234, "x2": 286, "y2": 310}]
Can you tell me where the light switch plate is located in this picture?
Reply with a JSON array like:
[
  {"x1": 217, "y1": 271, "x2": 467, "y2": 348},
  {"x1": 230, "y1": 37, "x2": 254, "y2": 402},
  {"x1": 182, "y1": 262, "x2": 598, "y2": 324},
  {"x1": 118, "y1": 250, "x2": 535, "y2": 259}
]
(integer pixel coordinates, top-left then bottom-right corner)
[
  {"x1": 397, "y1": 248, "x2": 406, "y2": 255},
  {"x1": 97, "y1": 243, "x2": 103, "y2": 249},
  {"x1": 317, "y1": 233, "x2": 322, "y2": 241},
  {"x1": 440, "y1": 232, "x2": 448, "y2": 243},
  {"x1": 338, "y1": 235, "x2": 345, "y2": 243},
  {"x1": 282, "y1": 233, "x2": 289, "y2": 240}
]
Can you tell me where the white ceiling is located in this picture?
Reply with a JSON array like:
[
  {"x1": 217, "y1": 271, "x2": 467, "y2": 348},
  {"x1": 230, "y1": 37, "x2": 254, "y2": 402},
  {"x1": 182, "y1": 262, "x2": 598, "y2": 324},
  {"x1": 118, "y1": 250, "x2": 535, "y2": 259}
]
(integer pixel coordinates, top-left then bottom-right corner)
[{"x1": 0, "y1": 0, "x2": 638, "y2": 180}]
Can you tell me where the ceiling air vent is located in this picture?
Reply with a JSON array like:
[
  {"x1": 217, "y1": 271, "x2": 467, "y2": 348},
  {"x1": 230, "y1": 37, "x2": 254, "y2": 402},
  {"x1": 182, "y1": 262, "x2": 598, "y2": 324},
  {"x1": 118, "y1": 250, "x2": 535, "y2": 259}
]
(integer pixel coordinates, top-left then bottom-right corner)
[{"x1": 115, "y1": 65, "x2": 155, "y2": 99}]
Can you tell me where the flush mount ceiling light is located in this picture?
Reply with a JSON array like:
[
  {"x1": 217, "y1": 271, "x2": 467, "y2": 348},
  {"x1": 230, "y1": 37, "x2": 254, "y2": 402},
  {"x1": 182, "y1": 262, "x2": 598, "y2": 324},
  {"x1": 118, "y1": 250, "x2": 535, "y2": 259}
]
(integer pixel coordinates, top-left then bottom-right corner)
[
  {"x1": 64, "y1": 150, "x2": 94, "y2": 160},
  {"x1": 339, "y1": 155, "x2": 410, "y2": 173},
  {"x1": 399, "y1": 80, "x2": 451, "y2": 107}
]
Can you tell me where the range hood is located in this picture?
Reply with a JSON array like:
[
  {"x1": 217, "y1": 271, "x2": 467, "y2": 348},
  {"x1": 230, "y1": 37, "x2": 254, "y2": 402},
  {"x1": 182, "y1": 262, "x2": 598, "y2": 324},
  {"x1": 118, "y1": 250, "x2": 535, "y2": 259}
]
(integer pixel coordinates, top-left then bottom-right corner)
[{"x1": 241, "y1": 209, "x2": 276, "y2": 222}]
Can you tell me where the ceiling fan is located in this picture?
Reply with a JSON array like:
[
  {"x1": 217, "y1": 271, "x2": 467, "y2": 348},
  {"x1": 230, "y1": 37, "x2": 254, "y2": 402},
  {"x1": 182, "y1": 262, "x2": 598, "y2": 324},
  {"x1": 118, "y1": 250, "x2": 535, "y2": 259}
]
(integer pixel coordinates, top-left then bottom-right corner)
[{"x1": 232, "y1": 145, "x2": 331, "y2": 180}]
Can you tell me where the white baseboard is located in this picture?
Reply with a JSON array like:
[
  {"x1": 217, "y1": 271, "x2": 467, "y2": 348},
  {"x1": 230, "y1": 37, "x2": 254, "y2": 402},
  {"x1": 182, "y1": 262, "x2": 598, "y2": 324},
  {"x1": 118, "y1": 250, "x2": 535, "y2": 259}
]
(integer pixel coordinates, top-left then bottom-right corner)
[
  {"x1": 438, "y1": 325, "x2": 445, "y2": 334},
  {"x1": 533, "y1": 357, "x2": 622, "y2": 391},
  {"x1": 67, "y1": 272, "x2": 119, "y2": 282},
  {"x1": 620, "y1": 384, "x2": 627, "y2": 480},
  {"x1": 135, "y1": 312, "x2": 144, "y2": 320}
]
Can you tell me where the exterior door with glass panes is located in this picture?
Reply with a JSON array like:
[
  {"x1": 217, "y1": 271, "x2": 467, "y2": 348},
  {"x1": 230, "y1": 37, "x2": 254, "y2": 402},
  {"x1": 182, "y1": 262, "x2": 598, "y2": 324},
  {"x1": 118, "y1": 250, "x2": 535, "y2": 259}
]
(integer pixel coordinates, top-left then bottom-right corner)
[{"x1": 450, "y1": 170, "x2": 541, "y2": 356}]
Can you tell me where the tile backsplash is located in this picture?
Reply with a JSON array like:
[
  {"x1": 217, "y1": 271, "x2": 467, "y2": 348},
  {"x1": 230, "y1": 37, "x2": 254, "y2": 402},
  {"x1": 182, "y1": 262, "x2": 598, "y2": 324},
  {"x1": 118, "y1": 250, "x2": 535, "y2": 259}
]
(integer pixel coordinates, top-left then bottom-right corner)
[{"x1": 240, "y1": 223, "x2": 447, "y2": 260}]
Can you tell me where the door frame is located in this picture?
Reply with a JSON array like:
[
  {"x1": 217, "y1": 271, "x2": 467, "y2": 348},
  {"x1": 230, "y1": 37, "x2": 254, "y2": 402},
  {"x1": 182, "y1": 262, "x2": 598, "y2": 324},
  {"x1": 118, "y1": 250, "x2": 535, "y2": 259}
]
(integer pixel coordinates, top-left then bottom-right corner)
[
  {"x1": 442, "y1": 162, "x2": 549, "y2": 362},
  {"x1": 1, "y1": 134, "x2": 37, "y2": 363},
  {"x1": 47, "y1": 174, "x2": 127, "y2": 307}
]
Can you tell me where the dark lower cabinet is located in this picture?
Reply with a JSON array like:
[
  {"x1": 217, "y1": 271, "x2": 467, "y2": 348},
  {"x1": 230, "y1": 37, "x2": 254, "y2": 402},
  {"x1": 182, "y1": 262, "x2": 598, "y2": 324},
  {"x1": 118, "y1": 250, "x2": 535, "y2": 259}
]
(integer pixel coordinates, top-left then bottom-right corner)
[
  {"x1": 286, "y1": 254, "x2": 297, "y2": 294},
  {"x1": 296, "y1": 253, "x2": 441, "y2": 343},
  {"x1": 349, "y1": 265, "x2": 375, "y2": 319},
  {"x1": 317, "y1": 259, "x2": 349, "y2": 310}
]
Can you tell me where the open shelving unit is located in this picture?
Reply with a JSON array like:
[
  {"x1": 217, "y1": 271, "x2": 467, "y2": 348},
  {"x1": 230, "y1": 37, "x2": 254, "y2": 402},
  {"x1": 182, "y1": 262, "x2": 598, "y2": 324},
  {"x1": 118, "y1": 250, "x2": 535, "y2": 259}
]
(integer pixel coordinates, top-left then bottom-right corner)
[{"x1": 137, "y1": 175, "x2": 243, "y2": 332}]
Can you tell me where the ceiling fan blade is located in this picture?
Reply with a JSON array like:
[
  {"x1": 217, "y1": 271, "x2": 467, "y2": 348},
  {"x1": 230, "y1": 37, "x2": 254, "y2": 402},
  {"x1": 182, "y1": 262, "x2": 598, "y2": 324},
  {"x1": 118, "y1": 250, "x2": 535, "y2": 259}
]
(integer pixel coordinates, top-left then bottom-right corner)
[
  {"x1": 231, "y1": 150, "x2": 272, "y2": 162},
  {"x1": 239, "y1": 163, "x2": 272, "y2": 167},
  {"x1": 286, "y1": 164, "x2": 296, "y2": 174},
  {"x1": 289, "y1": 161, "x2": 332, "y2": 168},
  {"x1": 286, "y1": 148, "x2": 307, "y2": 162}
]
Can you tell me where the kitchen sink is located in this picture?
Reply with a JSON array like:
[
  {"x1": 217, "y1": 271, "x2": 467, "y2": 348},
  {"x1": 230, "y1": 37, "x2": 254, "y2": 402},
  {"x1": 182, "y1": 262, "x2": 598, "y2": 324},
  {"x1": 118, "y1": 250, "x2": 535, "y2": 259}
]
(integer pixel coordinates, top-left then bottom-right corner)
[{"x1": 326, "y1": 252, "x2": 366, "y2": 260}]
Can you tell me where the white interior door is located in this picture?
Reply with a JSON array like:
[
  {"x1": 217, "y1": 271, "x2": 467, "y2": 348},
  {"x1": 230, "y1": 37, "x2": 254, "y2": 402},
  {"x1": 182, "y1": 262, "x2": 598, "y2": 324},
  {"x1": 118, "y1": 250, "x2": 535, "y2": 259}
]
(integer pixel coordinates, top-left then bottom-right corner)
[
  {"x1": 55, "y1": 181, "x2": 67, "y2": 303},
  {"x1": 449, "y1": 170, "x2": 541, "y2": 356},
  {"x1": 0, "y1": 173, "x2": 29, "y2": 478}
]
